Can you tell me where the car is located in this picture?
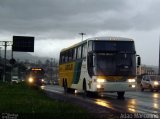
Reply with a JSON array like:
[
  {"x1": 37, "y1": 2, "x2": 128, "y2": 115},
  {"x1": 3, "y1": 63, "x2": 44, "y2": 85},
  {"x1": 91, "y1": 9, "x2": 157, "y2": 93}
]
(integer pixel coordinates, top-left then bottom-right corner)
[
  {"x1": 140, "y1": 75, "x2": 160, "y2": 92},
  {"x1": 11, "y1": 76, "x2": 20, "y2": 83}
]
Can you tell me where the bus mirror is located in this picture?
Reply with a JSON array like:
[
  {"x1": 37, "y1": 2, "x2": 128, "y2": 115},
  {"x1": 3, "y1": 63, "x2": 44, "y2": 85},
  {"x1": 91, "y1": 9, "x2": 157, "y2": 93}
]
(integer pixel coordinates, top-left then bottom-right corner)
[{"x1": 137, "y1": 56, "x2": 141, "y2": 66}]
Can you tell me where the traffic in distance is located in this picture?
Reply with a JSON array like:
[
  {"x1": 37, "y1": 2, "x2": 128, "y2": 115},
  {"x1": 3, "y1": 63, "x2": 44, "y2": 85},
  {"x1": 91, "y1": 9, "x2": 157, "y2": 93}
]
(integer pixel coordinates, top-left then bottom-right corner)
[
  {"x1": 25, "y1": 68, "x2": 46, "y2": 86},
  {"x1": 140, "y1": 75, "x2": 160, "y2": 92},
  {"x1": 58, "y1": 37, "x2": 141, "y2": 99}
]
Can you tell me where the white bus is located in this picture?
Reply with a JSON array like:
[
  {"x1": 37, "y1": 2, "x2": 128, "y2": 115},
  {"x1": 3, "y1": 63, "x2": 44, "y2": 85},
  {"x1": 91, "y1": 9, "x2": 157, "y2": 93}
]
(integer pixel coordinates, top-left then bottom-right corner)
[{"x1": 59, "y1": 37, "x2": 140, "y2": 98}]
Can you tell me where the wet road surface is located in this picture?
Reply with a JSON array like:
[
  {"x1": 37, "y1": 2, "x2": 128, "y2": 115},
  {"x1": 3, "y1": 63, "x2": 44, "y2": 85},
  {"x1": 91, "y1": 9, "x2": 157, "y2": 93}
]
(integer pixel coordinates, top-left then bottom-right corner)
[{"x1": 42, "y1": 85, "x2": 160, "y2": 114}]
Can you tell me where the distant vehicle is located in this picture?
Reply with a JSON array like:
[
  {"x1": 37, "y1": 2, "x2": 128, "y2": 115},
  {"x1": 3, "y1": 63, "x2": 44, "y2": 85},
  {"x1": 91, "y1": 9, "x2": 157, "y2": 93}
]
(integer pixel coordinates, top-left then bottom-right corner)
[
  {"x1": 140, "y1": 75, "x2": 160, "y2": 92},
  {"x1": 58, "y1": 37, "x2": 141, "y2": 98},
  {"x1": 53, "y1": 80, "x2": 59, "y2": 85},
  {"x1": 25, "y1": 68, "x2": 45, "y2": 86},
  {"x1": 11, "y1": 76, "x2": 20, "y2": 83}
]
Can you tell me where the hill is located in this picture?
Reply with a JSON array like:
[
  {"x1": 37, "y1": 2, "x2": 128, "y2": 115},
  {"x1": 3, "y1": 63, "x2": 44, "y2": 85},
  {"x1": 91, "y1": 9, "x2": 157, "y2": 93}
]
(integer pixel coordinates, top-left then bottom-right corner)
[{"x1": 0, "y1": 50, "x2": 54, "y2": 63}]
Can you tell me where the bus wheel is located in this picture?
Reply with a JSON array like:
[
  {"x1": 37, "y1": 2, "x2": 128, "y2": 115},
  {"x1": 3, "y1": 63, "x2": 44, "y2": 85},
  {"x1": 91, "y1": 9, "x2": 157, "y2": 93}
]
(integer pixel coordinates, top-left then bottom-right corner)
[
  {"x1": 67, "y1": 88, "x2": 75, "y2": 94},
  {"x1": 117, "y1": 91, "x2": 125, "y2": 99},
  {"x1": 88, "y1": 92, "x2": 98, "y2": 98},
  {"x1": 63, "y1": 79, "x2": 67, "y2": 94},
  {"x1": 83, "y1": 80, "x2": 87, "y2": 97}
]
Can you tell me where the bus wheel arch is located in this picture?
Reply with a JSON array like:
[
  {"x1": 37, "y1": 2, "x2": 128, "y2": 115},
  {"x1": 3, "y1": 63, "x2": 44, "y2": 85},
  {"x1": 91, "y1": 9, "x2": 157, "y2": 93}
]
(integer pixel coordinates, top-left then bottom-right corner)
[
  {"x1": 63, "y1": 78, "x2": 68, "y2": 93},
  {"x1": 83, "y1": 79, "x2": 87, "y2": 91},
  {"x1": 83, "y1": 79, "x2": 88, "y2": 96}
]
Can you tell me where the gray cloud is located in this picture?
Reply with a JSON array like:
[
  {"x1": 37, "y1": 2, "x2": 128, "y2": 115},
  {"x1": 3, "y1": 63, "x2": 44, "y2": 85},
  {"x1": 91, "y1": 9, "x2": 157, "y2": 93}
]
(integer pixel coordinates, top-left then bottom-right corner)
[
  {"x1": 132, "y1": 1, "x2": 160, "y2": 31},
  {"x1": 1, "y1": 0, "x2": 160, "y2": 39},
  {"x1": 1, "y1": 0, "x2": 160, "y2": 65},
  {"x1": 0, "y1": 0, "x2": 130, "y2": 39}
]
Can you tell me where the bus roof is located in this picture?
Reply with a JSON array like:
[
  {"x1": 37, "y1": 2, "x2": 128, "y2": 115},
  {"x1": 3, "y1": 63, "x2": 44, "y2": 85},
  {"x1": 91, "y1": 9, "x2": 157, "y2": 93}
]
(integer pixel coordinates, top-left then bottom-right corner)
[
  {"x1": 61, "y1": 40, "x2": 87, "y2": 52},
  {"x1": 86, "y1": 37, "x2": 133, "y2": 41},
  {"x1": 61, "y1": 36, "x2": 134, "y2": 52}
]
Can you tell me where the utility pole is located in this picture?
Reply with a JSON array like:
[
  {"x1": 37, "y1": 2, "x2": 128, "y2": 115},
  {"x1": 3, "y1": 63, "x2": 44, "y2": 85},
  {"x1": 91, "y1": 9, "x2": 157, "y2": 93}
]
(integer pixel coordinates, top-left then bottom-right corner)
[
  {"x1": 51, "y1": 58, "x2": 53, "y2": 81},
  {"x1": 0, "y1": 41, "x2": 12, "y2": 82},
  {"x1": 3, "y1": 42, "x2": 7, "y2": 82},
  {"x1": 0, "y1": 47, "x2": 1, "y2": 59},
  {"x1": 79, "y1": 32, "x2": 86, "y2": 41},
  {"x1": 159, "y1": 38, "x2": 160, "y2": 75}
]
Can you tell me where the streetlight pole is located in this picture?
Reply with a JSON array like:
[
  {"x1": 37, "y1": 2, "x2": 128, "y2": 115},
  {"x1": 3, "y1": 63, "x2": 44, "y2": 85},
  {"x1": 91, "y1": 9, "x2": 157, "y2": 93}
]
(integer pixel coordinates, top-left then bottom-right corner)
[
  {"x1": 0, "y1": 47, "x2": 1, "y2": 59},
  {"x1": 3, "y1": 42, "x2": 7, "y2": 82},
  {"x1": 159, "y1": 38, "x2": 160, "y2": 75},
  {"x1": 0, "y1": 41, "x2": 12, "y2": 82},
  {"x1": 51, "y1": 58, "x2": 53, "y2": 82},
  {"x1": 79, "y1": 32, "x2": 86, "y2": 41}
]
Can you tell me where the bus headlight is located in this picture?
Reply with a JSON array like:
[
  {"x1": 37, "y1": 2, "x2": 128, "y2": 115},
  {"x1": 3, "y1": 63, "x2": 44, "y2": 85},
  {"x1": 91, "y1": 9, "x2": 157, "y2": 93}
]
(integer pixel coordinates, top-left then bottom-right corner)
[
  {"x1": 97, "y1": 84, "x2": 101, "y2": 88},
  {"x1": 132, "y1": 85, "x2": 136, "y2": 88},
  {"x1": 128, "y1": 79, "x2": 136, "y2": 83},
  {"x1": 97, "y1": 78, "x2": 105, "y2": 83},
  {"x1": 154, "y1": 81, "x2": 159, "y2": 85},
  {"x1": 28, "y1": 78, "x2": 33, "y2": 83},
  {"x1": 41, "y1": 79, "x2": 44, "y2": 82}
]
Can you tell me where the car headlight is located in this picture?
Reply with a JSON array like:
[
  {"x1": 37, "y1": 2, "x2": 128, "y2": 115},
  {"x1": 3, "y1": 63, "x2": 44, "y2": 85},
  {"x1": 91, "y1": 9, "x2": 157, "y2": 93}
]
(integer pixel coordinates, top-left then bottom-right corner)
[
  {"x1": 128, "y1": 79, "x2": 136, "y2": 83},
  {"x1": 154, "y1": 81, "x2": 159, "y2": 85},
  {"x1": 97, "y1": 78, "x2": 105, "y2": 83},
  {"x1": 28, "y1": 78, "x2": 33, "y2": 83}
]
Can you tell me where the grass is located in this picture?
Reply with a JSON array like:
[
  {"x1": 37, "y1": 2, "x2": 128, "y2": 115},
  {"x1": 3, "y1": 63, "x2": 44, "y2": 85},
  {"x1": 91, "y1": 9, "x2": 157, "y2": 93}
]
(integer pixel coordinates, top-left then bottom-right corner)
[{"x1": 0, "y1": 82, "x2": 92, "y2": 119}]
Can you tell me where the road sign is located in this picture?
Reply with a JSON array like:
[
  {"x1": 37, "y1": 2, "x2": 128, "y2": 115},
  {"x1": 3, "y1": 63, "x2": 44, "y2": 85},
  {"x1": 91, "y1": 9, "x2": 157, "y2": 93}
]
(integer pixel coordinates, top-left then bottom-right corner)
[{"x1": 12, "y1": 36, "x2": 34, "y2": 52}]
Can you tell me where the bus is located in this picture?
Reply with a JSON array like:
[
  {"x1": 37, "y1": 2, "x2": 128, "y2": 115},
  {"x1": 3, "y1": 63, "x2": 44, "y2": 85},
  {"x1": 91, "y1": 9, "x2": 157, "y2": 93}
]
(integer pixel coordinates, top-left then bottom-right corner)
[
  {"x1": 26, "y1": 68, "x2": 45, "y2": 86},
  {"x1": 59, "y1": 37, "x2": 140, "y2": 98}
]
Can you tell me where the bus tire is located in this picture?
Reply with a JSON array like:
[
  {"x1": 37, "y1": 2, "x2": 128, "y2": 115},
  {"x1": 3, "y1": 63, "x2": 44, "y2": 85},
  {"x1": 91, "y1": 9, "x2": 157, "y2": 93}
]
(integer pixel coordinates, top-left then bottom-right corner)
[
  {"x1": 67, "y1": 88, "x2": 75, "y2": 94},
  {"x1": 117, "y1": 91, "x2": 125, "y2": 99},
  {"x1": 63, "y1": 79, "x2": 67, "y2": 94},
  {"x1": 88, "y1": 91, "x2": 98, "y2": 97},
  {"x1": 83, "y1": 79, "x2": 87, "y2": 96}
]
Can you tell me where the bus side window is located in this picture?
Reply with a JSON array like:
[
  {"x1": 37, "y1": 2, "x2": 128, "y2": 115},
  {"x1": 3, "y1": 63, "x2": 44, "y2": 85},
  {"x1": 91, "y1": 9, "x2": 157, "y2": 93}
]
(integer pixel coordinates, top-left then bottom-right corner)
[
  {"x1": 88, "y1": 41, "x2": 93, "y2": 52},
  {"x1": 60, "y1": 53, "x2": 65, "y2": 63},
  {"x1": 65, "y1": 51, "x2": 68, "y2": 62},
  {"x1": 60, "y1": 53, "x2": 62, "y2": 64},
  {"x1": 62, "y1": 55, "x2": 65, "y2": 63},
  {"x1": 73, "y1": 48, "x2": 77, "y2": 60},
  {"x1": 77, "y1": 46, "x2": 82, "y2": 59},
  {"x1": 68, "y1": 49, "x2": 73, "y2": 61},
  {"x1": 82, "y1": 43, "x2": 87, "y2": 58}
]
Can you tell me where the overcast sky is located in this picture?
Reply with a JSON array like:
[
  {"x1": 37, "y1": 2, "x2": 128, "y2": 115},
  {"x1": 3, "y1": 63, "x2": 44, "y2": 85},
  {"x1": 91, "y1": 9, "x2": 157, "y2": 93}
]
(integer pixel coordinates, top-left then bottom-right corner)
[{"x1": 0, "y1": 0, "x2": 160, "y2": 66}]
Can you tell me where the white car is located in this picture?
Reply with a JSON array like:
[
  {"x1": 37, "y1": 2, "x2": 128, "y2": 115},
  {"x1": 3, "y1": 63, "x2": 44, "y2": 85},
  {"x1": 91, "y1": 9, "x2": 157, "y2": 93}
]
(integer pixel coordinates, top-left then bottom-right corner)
[
  {"x1": 140, "y1": 75, "x2": 160, "y2": 92},
  {"x1": 11, "y1": 76, "x2": 20, "y2": 83}
]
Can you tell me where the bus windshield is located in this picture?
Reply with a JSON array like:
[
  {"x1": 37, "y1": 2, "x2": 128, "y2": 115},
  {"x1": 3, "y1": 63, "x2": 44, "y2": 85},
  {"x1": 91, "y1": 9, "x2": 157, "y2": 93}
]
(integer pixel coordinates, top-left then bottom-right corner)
[
  {"x1": 30, "y1": 70, "x2": 44, "y2": 79},
  {"x1": 95, "y1": 53, "x2": 136, "y2": 76},
  {"x1": 26, "y1": 68, "x2": 45, "y2": 79},
  {"x1": 88, "y1": 40, "x2": 136, "y2": 76},
  {"x1": 93, "y1": 41, "x2": 135, "y2": 53}
]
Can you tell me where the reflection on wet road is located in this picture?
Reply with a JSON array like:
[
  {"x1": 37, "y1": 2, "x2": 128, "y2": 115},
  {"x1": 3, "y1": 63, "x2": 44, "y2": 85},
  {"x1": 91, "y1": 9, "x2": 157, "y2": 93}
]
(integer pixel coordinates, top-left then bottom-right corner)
[
  {"x1": 43, "y1": 85, "x2": 160, "y2": 113},
  {"x1": 93, "y1": 91, "x2": 160, "y2": 113}
]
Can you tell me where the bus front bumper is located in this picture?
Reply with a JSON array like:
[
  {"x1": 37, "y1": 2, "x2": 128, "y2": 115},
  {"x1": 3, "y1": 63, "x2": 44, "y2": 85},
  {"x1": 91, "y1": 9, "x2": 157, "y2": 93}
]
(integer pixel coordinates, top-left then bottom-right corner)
[{"x1": 96, "y1": 82, "x2": 137, "y2": 92}]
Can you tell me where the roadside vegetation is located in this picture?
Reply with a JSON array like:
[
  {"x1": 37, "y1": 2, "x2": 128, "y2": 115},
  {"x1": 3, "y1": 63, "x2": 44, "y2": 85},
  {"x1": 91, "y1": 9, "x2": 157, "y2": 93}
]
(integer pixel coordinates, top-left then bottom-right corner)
[{"x1": 0, "y1": 82, "x2": 92, "y2": 119}]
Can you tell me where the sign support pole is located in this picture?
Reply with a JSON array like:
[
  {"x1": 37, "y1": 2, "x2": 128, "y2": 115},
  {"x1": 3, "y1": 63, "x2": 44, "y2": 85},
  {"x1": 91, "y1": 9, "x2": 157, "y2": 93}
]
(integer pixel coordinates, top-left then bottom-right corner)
[{"x1": 3, "y1": 42, "x2": 7, "y2": 82}]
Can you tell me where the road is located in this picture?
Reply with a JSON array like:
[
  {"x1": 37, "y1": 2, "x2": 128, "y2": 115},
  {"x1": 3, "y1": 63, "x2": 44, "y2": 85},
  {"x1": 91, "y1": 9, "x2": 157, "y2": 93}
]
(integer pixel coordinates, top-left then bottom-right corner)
[{"x1": 42, "y1": 85, "x2": 160, "y2": 114}]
